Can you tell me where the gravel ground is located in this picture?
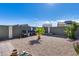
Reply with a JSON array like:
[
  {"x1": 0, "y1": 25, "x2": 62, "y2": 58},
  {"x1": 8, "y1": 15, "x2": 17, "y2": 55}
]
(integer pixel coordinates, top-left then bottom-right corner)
[{"x1": 0, "y1": 36, "x2": 77, "y2": 56}]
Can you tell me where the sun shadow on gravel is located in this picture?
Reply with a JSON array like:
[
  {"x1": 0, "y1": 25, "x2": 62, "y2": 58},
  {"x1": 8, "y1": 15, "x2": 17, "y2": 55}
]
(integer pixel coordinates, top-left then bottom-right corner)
[{"x1": 29, "y1": 40, "x2": 40, "y2": 45}]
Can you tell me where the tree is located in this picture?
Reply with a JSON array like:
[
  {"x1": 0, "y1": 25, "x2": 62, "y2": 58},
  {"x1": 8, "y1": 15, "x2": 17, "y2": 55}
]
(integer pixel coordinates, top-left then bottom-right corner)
[
  {"x1": 65, "y1": 22, "x2": 78, "y2": 40},
  {"x1": 35, "y1": 27, "x2": 45, "y2": 41}
]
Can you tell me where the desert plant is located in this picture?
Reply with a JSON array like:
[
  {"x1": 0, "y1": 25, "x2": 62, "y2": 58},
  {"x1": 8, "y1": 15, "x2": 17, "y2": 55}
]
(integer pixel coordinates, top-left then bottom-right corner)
[
  {"x1": 35, "y1": 27, "x2": 45, "y2": 41},
  {"x1": 65, "y1": 22, "x2": 78, "y2": 40}
]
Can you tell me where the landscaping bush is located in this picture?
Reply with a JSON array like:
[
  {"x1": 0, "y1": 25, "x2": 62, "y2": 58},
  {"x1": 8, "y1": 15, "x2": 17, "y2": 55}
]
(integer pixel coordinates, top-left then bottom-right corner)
[{"x1": 65, "y1": 22, "x2": 78, "y2": 40}]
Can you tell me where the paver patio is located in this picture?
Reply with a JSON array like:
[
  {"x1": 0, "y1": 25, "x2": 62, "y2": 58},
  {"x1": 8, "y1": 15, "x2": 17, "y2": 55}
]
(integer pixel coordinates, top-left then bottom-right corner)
[
  {"x1": 0, "y1": 36, "x2": 77, "y2": 56},
  {"x1": 0, "y1": 42, "x2": 14, "y2": 56}
]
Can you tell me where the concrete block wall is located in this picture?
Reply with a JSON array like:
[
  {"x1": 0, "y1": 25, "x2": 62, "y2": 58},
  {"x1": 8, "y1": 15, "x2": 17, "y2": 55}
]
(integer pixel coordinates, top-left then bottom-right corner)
[
  {"x1": 0, "y1": 24, "x2": 31, "y2": 40},
  {"x1": 13, "y1": 25, "x2": 30, "y2": 38},
  {"x1": 0, "y1": 25, "x2": 79, "y2": 40},
  {"x1": 0, "y1": 25, "x2": 9, "y2": 40},
  {"x1": 43, "y1": 27, "x2": 66, "y2": 37},
  {"x1": 50, "y1": 27, "x2": 67, "y2": 38},
  {"x1": 44, "y1": 27, "x2": 79, "y2": 38},
  {"x1": 13, "y1": 25, "x2": 21, "y2": 38}
]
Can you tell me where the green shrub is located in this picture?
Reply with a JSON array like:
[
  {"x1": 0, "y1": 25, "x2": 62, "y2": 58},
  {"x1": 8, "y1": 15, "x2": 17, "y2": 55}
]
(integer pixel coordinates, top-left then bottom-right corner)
[{"x1": 65, "y1": 22, "x2": 78, "y2": 40}]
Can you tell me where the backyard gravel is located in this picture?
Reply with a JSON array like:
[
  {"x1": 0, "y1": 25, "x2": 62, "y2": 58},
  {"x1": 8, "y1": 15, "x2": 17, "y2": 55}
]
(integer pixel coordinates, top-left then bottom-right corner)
[{"x1": 0, "y1": 36, "x2": 77, "y2": 56}]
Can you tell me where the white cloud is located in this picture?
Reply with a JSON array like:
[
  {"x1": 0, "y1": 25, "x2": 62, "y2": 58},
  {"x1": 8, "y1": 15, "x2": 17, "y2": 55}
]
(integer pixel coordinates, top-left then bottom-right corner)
[
  {"x1": 42, "y1": 21, "x2": 51, "y2": 24},
  {"x1": 39, "y1": 20, "x2": 57, "y2": 27},
  {"x1": 30, "y1": 19, "x2": 79, "y2": 27},
  {"x1": 57, "y1": 20, "x2": 65, "y2": 22},
  {"x1": 72, "y1": 19, "x2": 79, "y2": 23}
]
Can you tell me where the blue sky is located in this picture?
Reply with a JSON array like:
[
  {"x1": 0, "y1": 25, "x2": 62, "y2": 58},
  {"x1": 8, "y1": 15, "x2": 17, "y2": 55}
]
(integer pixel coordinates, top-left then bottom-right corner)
[{"x1": 0, "y1": 3, "x2": 79, "y2": 26}]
